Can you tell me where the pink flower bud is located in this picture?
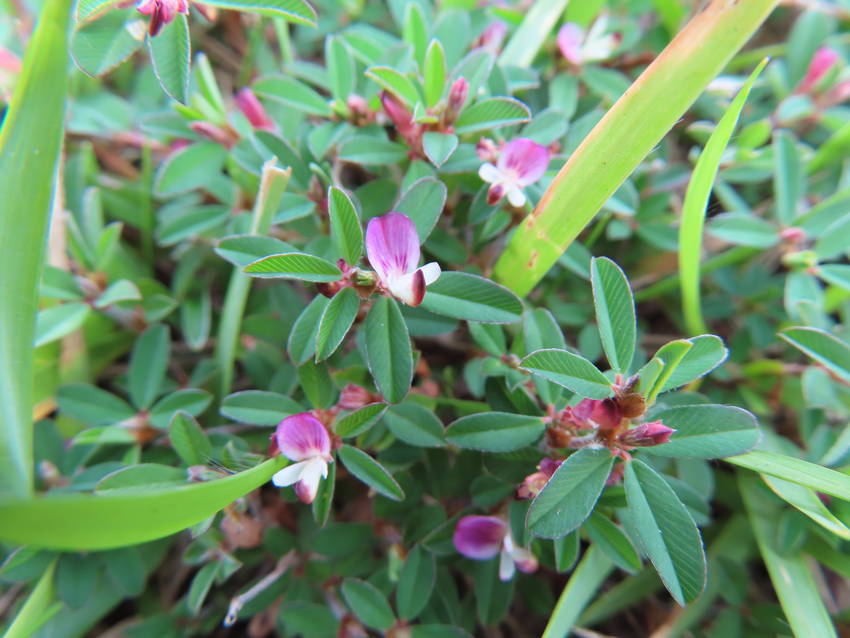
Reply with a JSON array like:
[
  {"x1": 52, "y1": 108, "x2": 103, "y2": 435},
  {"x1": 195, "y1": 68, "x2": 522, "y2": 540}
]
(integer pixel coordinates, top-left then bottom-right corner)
[
  {"x1": 235, "y1": 88, "x2": 275, "y2": 131},
  {"x1": 779, "y1": 227, "x2": 806, "y2": 243},
  {"x1": 338, "y1": 384, "x2": 381, "y2": 410},
  {"x1": 618, "y1": 420, "x2": 675, "y2": 448},
  {"x1": 136, "y1": 0, "x2": 189, "y2": 36},
  {"x1": 517, "y1": 457, "x2": 562, "y2": 499},
  {"x1": 798, "y1": 47, "x2": 840, "y2": 94},
  {"x1": 476, "y1": 21, "x2": 508, "y2": 53},
  {"x1": 444, "y1": 77, "x2": 469, "y2": 124},
  {"x1": 189, "y1": 121, "x2": 236, "y2": 148},
  {"x1": 569, "y1": 398, "x2": 622, "y2": 430}
]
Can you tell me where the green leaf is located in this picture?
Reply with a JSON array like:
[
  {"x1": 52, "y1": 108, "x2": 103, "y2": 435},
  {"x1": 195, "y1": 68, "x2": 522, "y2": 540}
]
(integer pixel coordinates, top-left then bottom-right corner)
[
  {"x1": 624, "y1": 459, "x2": 706, "y2": 605},
  {"x1": 315, "y1": 287, "x2": 360, "y2": 361},
  {"x1": 521, "y1": 349, "x2": 612, "y2": 399},
  {"x1": 643, "y1": 404, "x2": 760, "y2": 459},
  {"x1": 420, "y1": 272, "x2": 523, "y2": 324},
  {"x1": 328, "y1": 186, "x2": 363, "y2": 264},
  {"x1": 654, "y1": 334, "x2": 728, "y2": 393},
  {"x1": 326, "y1": 35, "x2": 354, "y2": 104},
  {"x1": 128, "y1": 323, "x2": 170, "y2": 410},
  {"x1": 4, "y1": 560, "x2": 60, "y2": 638},
  {"x1": 453, "y1": 97, "x2": 532, "y2": 134},
  {"x1": 396, "y1": 545, "x2": 436, "y2": 620},
  {"x1": 364, "y1": 297, "x2": 412, "y2": 404},
  {"x1": 365, "y1": 66, "x2": 421, "y2": 107},
  {"x1": 253, "y1": 75, "x2": 332, "y2": 116},
  {"x1": 187, "y1": 562, "x2": 220, "y2": 616},
  {"x1": 96, "y1": 464, "x2": 187, "y2": 492},
  {"x1": 446, "y1": 412, "x2": 543, "y2": 452},
  {"x1": 147, "y1": 15, "x2": 190, "y2": 103},
  {"x1": 762, "y1": 474, "x2": 850, "y2": 540},
  {"x1": 394, "y1": 176, "x2": 447, "y2": 242},
  {"x1": 554, "y1": 532, "x2": 580, "y2": 572},
  {"x1": 402, "y1": 2, "x2": 427, "y2": 67},
  {"x1": 338, "y1": 445, "x2": 404, "y2": 501},
  {"x1": 583, "y1": 512, "x2": 641, "y2": 573},
  {"x1": 77, "y1": 0, "x2": 121, "y2": 21},
  {"x1": 384, "y1": 402, "x2": 445, "y2": 447},
  {"x1": 215, "y1": 235, "x2": 296, "y2": 269},
  {"x1": 499, "y1": 0, "x2": 570, "y2": 69},
  {"x1": 244, "y1": 252, "x2": 342, "y2": 282},
  {"x1": 541, "y1": 545, "x2": 612, "y2": 638},
  {"x1": 338, "y1": 136, "x2": 408, "y2": 165},
  {"x1": 707, "y1": 212, "x2": 779, "y2": 248},
  {"x1": 679, "y1": 59, "x2": 766, "y2": 336},
  {"x1": 335, "y1": 403, "x2": 387, "y2": 438},
  {"x1": 423, "y1": 39, "x2": 447, "y2": 107},
  {"x1": 341, "y1": 578, "x2": 397, "y2": 631},
  {"x1": 312, "y1": 457, "x2": 336, "y2": 527},
  {"x1": 34, "y1": 302, "x2": 91, "y2": 347},
  {"x1": 288, "y1": 295, "x2": 329, "y2": 365},
  {"x1": 590, "y1": 257, "x2": 636, "y2": 373},
  {"x1": 199, "y1": 0, "x2": 316, "y2": 25},
  {"x1": 94, "y1": 279, "x2": 141, "y2": 308},
  {"x1": 220, "y1": 390, "x2": 303, "y2": 425},
  {"x1": 422, "y1": 132, "x2": 458, "y2": 168},
  {"x1": 57, "y1": 383, "x2": 136, "y2": 426},
  {"x1": 149, "y1": 389, "x2": 212, "y2": 428},
  {"x1": 739, "y1": 472, "x2": 838, "y2": 638},
  {"x1": 818, "y1": 264, "x2": 850, "y2": 294},
  {"x1": 726, "y1": 450, "x2": 850, "y2": 502},
  {"x1": 494, "y1": 2, "x2": 778, "y2": 296},
  {"x1": 527, "y1": 448, "x2": 615, "y2": 538},
  {"x1": 157, "y1": 204, "x2": 230, "y2": 245},
  {"x1": 169, "y1": 412, "x2": 212, "y2": 466},
  {"x1": 71, "y1": 8, "x2": 144, "y2": 76},
  {"x1": 154, "y1": 142, "x2": 228, "y2": 197},
  {"x1": 779, "y1": 327, "x2": 850, "y2": 384},
  {"x1": 773, "y1": 131, "x2": 804, "y2": 226},
  {"x1": 0, "y1": 457, "x2": 286, "y2": 550}
]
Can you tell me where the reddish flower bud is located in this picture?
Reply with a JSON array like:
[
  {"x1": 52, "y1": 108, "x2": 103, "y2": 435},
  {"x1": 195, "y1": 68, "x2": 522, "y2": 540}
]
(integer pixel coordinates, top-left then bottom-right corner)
[
  {"x1": 190, "y1": 121, "x2": 236, "y2": 148},
  {"x1": 618, "y1": 420, "x2": 675, "y2": 448},
  {"x1": 517, "y1": 457, "x2": 562, "y2": 499},
  {"x1": 444, "y1": 77, "x2": 469, "y2": 124},
  {"x1": 235, "y1": 88, "x2": 275, "y2": 131},
  {"x1": 569, "y1": 398, "x2": 622, "y2": 430},
  {"x1": 476, "y1": 21, "x2": 508, "y2": 53},
  {"x1": 338, "y1": 384, "x2": 381, "y2": 410},
  {"x1": 797, "y1": 47, "x2": 840, "y2": 94}
]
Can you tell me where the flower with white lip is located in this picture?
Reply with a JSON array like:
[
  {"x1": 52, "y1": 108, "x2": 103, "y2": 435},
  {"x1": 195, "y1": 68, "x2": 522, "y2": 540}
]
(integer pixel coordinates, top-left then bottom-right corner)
[
  {"x1": 557, "y1": 16, "x2": 620, "y2": 67},
  {"x1": 453, "y1": 515, "x2": 538, "y2": 581},
  {"x1": 365, "y1": 212, "x2": 441, "y2": 307},
  {"x1": 271, "y1": 413, "x2": 333, "y2": 504},
  {"x1": 478, "y1": 138, "x2": 550, "y2": 207}
]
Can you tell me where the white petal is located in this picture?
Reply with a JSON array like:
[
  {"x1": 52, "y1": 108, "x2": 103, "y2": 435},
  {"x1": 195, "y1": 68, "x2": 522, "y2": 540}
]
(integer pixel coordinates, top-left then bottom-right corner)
[
  {"x1": 478, "y1": 163, "x2": 502, "y2": 185},
  {"x1": 297, "y1": 457, "x2": 328, "y2": 502},
  {"x1": 507, "y1": 186, "x2": 526, "y2": 208},
  {"x1": 386, "y1": 270, "x2": 419, "y2": 306},
  {"x1": 498, "y1": 549, "x2": 516, "y2": 581},
  {"x1": 271, "y1": 461, "x2": 308, "y2": 487},
  {"x1": 418, "y1": 262, "x2": 441, "y2": 286}
]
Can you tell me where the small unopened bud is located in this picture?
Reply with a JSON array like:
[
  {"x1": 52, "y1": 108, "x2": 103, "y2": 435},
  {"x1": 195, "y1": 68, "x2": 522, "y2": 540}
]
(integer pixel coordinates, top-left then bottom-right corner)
[
  {"x1": 797, "y1": 47, "x2": 840, "y2": 94},
  {"x1": 190, "y1": 121, "x2": 236, "y2": 148},
  {"x1": 444, "y1": 77, "x2": 469, "y2": 124},
  {"x1": 235, "y1": 88, "x2": 275, "y2": 131},
  {"x1": 779, "y1": 227, "x2": 806, "y2": 244},
  {"x1": 338, "y1": 383, "x2": 380, "y2": 410},
  {"x1": 618, "y1": 421, "x2": 675, "y2": 447},
  {"x1": 517, "y1": 457, "x2": 562, "y2": 499},
  {"x1": 476, "y1": 138, "x2": 499, "y2": 162},
  {"x1": 380, "y1": 91, "x2": 423, "y2": 153},
  {"x1": 571, "y1": 398, "x2": 622, "y2": 430},
  {"x1": 475, "y1": 21, "x2": 508, "y2": 53}
]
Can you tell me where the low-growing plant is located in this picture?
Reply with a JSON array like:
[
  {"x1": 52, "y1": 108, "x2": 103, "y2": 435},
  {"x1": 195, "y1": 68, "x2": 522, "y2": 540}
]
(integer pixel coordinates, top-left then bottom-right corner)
[{"x1": 2, "y1": 0, "x2": 850, "y2": 637}]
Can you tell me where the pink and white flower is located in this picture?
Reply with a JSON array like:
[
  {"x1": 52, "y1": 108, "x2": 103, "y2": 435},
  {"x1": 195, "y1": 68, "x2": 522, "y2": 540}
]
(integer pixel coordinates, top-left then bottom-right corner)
[
  {"x1": 136, "y1": 0, "x2": 189, "y2": 36},
  {"x1": 271, "y1": 413, "x2": 333, "y2": 504},
  {"x1": 365, "y1": 212, "x2": 441, "y2": 307},
  {"x1": 453, "y1": 515, "x2": 538, "y2": 581},
  {"x1": 478, "y1": 138, "x2": 550, "y2": 207},
  {"x1": 557, "y1": 17, "x2": 620, "y2": 67}
]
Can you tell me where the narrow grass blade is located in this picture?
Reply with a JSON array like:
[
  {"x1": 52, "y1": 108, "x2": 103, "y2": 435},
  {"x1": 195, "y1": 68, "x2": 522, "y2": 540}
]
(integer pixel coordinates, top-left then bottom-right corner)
[
  {"x1": 680, "y1": 59, "x2": 766, "y2": 335},
  {"x1": 498, "y1": 0, "x2": 569, "y2": 69},
  {"x1": 493, "y1": 0, "x2": 778, "y2": 296},
  {"x1": 541, "y1": 545, "x2": 613, "y2": 638},
  {"x1": 726, "y1": 450, "x2": 850, "y2": 502},
  {"x1": 4, "y1": 560, "x2": 61, "y2": 638},
  {"x1": 0, "y1": 0, "x2": 72, "y2": 499},
  {"x1": 739, "y1": 472, "x2": 837, "y2": 638}
]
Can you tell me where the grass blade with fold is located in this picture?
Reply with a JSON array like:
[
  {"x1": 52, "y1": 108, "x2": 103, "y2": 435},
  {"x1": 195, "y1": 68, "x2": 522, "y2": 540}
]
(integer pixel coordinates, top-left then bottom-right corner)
[
  {"x1": 680, "y1": 59, "x2": 767, "y2": 336},
  {"x1": 498, "y1": 0, "x2": 569, "y2": 69},
  {"x1": 493, "y1": 0, "x2": 779, "y2": 297},
  {"x1": 4, "y1": 560, "x2": 61, "y2": 638},
  {"x1": 0, "y1": 0, "x2": 72, "y2": 499}
]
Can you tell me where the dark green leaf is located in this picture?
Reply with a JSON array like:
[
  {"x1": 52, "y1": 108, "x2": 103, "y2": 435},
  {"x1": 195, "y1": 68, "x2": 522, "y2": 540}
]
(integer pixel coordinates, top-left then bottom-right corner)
[
  {"x1": 128, "y1": 323, "x2": 170, "y2": 410},
  {"x1": 328, "y1": 186, "x2": 363, "y2": 265},
  {"x1": 643, "y1": 404, "x2": 760, "y2": 459},
  {"x1": 396, "y1": 545, "x2": 436, "y2": 620},
  {"x1": 341, "y1": 578, "x2": 396, "y2": 631},
  {"x1": 244, "y1": 252, "x2": 342, "y2": 282},
  {"x1": 384, "y1": 402, "x2": 445, "y2": 447},
  {"x1": 169, "y1": 412, "x2": 212, "y2": 466},
  {"x1": 591, "y1": 257, "x2": 636, "y2": 373},
  {"x1": 338, "y1": 445, "x2": 405, "y2": 501},
  {"x1": 364, "y1": 297, "x2": 412, "y2": 404},
  {"x1": 316, "y1": 287, "x2": 359, "y2": 361},
  {"x1": 147, "y1": 15, "x2": 190, "y2": 103},
  {"x1": 454, "y1": 97, "x2": 531, "y2": 134},
  {"x1": 288, "y1": 295, "x2": 329, "y2": 365},
  {"x1": 335, "y1": 403, "x2": 388, "y2": 438},
  {"x1": 583, "y1": 512, "x2": 641, "y2": 573},
  {"x1": 421, "y1": 272, "x2": 523, "y2": 324},
  {"x1": 220, "y1": 390, "x2": 303, "y2": 425},
  {"x1": 446, "y1": 412, "x2": 543, "y2": 452},
  {"x1": 521, "y1": 349, "x2": 612, "y2": 399},
  {"x1": 780, "y1": 327, "x2": 850, "y2": 383},
  {"x1": 394, "y1": 176, "x2": 447, "y2": 242}
]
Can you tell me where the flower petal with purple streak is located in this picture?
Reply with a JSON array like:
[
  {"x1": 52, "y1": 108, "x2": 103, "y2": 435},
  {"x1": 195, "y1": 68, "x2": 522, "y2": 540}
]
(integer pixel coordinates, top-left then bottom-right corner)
[
  {"x1": 497, "y1": 138, "x2": 550, "y2": 186},
  {"x1": 453, "y1": 515, "x2": 506, "y2": 560},
  {"x1": 274, "y1": 413, "x2": 331, "y2": 462}
]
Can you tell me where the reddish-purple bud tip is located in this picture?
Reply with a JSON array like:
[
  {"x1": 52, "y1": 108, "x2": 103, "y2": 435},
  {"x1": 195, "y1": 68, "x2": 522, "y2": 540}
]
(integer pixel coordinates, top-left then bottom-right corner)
[
  {"x1": 235, "y1": 88, "x2": 275, "y2": 131},
  {"x1": 798, "y1": 47, "x2": 840, "y2": 94},
  {"x1": 618, "y1": 421, "x2": 675, "y2": 447}
]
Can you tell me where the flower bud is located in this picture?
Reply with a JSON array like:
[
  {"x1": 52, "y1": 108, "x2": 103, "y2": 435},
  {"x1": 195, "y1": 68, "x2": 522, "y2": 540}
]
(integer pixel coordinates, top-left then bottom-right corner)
[
  {"x1": 235, "y1": 88, "x2": 275, "y2": 131},
  {"x1": 190, "y1": 121, "x2": 236, "y2": 148},
  {"x1": 475, "y1": 21, "x2": 508, "y2": 53},
  {"x1": 444, "y1": 77, "x2": 469, "y2": 124},
  {"x1": 797, "y1": 47, "x2": 840, "y2": 94},
  {"x1": 570, "y1": 398, "x2": 622, "y2": 430},
  {"x1": 338, "y1": 383, "x2": 380, "y2": 410},
  {"x1": 618, "y1": 421, "x2": 675, "y2": 447}
]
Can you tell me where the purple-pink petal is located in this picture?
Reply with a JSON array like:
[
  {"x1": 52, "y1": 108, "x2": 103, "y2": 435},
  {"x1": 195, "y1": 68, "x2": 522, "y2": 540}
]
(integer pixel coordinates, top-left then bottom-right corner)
[
  {"x1": 799, "y1": 47, "x2": 840, "y2": 93},
  {"x1": 274, "y1": 413, "x2": 331, "y2": 462},
  {"x1": 557, "y1": 23, "x2": 583, "y2": 65},
  {"x1": 497, "y1": 138, "x2": 550, "y2": 186},
  {"x1": 365, "y1": 212, "x2": 421, "y2": 283},
  {"x1": 453, "y1": 515, "x2": 506, "y2": 560}
]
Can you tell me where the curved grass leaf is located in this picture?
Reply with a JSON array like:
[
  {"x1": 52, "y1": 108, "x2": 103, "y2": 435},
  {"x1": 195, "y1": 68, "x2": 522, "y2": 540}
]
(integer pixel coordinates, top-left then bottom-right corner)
[
  {"x1": 762, "y1": 474, "x2": 850, "y2": 540},
  {"x1": 338, "y1": 445, "x2": 404, "y2": 501},
  {"x1": 4, "y1": 560, "x2": 60, "y2": 638},
  {"x1": 643, "y1": 404, "x2": 760, "y2": 459},
  {"x1": 420, "y1": 272, "x2": 523, "y2": 324},
  {"x1": 590, "y1": 257, "x2": 636, "y2": 374},
  {"x1": 527, "y1": 448, "x2": 614, "y2": 539},
  {"x1": 364, "y1": 297, "x2": 412, "y2": 404},
  {"x1": 624, "y1": 459, "x2": 706, "y2": 605},
  {"x1": 726, "y1": 450, "x2": 850, "y2": 502},
  {"x1": 446, "y1": 412, "x2": 543, "y2": 452},
  {"x1": 521, "y1": 349, "x2": 612, "y2": 399},
  {"x1": 244, "y1": 252, "x2": 342, "y2": 282},
  {"x1": 0, "y1": 458, "x2": 286, "y2": 550}
]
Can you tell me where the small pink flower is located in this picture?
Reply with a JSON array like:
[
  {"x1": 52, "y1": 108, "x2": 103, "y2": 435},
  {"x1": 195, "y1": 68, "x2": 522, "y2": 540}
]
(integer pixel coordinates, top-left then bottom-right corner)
[
  {"x1": 617, "y1": 420, "x2": 675, "y2": 448},
  {"x1": 517, "y1": 457, "x2": 562, "y2": 499},
  {"x1": 557, "y1": 17, "x2": 619, "y2": 67},
  {"x1": 235, "y1": 88, "x2": 275, "y2": 131},
  {"x1": 453, "y1": 516, "x2": 538, "y2": 581},
  {"x1": 478, "y1": 138, "x2": 550, "y2": 207},
  {"x1": 476, "y1": 21, "x2": 508, "y2": 53},
  {"x1": 365, "y1": 212, "x2": 441, "y2": 307},
  {"x1": 568, "y1": 398, "x2": 622, "y2": 430},
  {"x1": 136, "y1": 0, "x2": 189, "y2": 36},
  {"x1": 797, "y1": 47, "x2": 840, "y2": 94},
  {"x1": 271, "y1": 413, "x2": 333, "y2": 504}
]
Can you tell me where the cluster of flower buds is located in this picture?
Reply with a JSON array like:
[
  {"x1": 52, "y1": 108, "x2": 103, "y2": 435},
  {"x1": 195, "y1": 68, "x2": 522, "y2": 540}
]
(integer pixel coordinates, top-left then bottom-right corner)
[
  {"x1": 136, "y1": 0, "x2": 189, "y2": 36},
  {"x1": 453, "y1": 515, "x2": 538, "y2": 581}
]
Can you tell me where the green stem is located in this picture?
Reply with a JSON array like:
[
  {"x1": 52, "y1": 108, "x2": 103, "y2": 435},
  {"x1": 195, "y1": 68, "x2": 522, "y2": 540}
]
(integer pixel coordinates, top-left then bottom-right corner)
[
  {"x1": 215, "y1": 162, "x2": 290, "y2": 397},
  {"x1": 541, "y1": 545, "x2": 613, "y2": 638},
  {"x1": 493, "y1": 0, "x2": 779, "y2": 297},
  {"x1": 274, "y1": 18, "x2": 295, "y2": 65}
]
